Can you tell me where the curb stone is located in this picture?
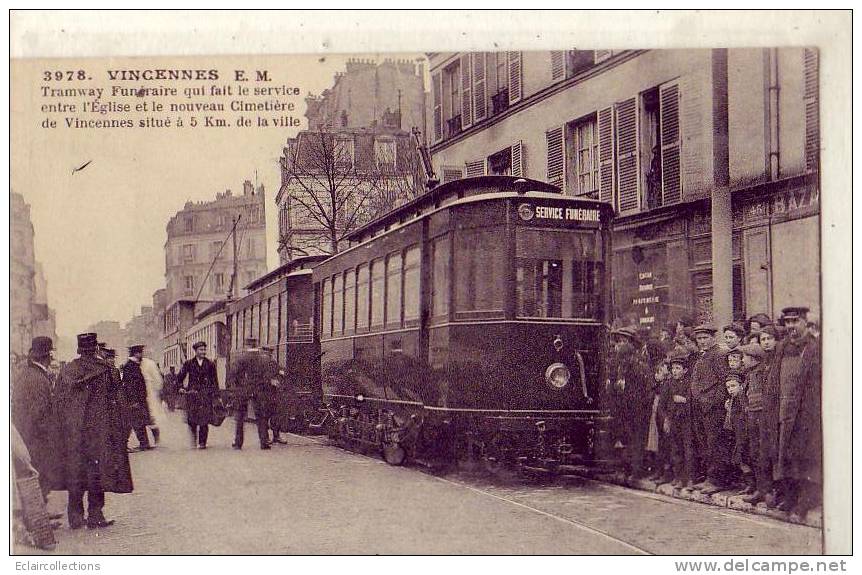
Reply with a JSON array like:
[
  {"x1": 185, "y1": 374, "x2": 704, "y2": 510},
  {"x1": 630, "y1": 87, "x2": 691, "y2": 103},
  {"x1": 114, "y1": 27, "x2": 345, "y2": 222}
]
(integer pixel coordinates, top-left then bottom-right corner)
[{"x1": 566, "y1": 468, "x2": 821, "y2": 529}]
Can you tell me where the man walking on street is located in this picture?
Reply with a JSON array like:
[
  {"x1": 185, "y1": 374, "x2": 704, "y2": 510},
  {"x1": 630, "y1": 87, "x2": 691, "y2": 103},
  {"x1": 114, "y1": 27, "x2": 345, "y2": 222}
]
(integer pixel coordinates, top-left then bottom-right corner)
[
  {"x1": 11, "y1": 336, "x2": 63, "y2": 500},
  {"x1": 176, "y1": 341, "x2": 220, "y2": 449},
  {"x1": 229, "y1": 338, "x2": 279, "y2": 450},
  {"x1": 54, "y1": 333, "x2": 133, "y2": 529},
  {"x1": 122, "y1": 345, "x2": 153, "y2": 451}
]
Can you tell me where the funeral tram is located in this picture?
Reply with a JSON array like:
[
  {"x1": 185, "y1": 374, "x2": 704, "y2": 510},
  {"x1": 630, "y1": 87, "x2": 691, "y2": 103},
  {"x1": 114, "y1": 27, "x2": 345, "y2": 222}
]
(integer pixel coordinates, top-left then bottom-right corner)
[
  {"x1": 225, "y1": 255, "x2": 328, "y2": 431},
  {"x1": 312, "y1": 175, "x2": 615, "y2": 473}
]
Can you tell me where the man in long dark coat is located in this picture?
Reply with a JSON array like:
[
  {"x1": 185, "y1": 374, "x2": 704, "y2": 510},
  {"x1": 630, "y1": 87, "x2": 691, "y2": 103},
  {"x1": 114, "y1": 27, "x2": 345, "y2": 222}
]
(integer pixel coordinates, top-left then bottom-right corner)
[
  {"x1": 176, "y1": 341, "x2": 220, "y2": 449},
  {"x1": 772, "y1": 306, "x2": 822, "y2": 516},
  {"x1": 11, "y1": 336, "x2": 63, "y2": 498},
  {"x1": 122, "y1": 345, "x2": 153, "y2": 451},
  {"x1": 53, "y1": 333, "x2": 133, "y2": 529},
  {"x1": 228, "y1": 338, "x2": 279, "y2": 450}
]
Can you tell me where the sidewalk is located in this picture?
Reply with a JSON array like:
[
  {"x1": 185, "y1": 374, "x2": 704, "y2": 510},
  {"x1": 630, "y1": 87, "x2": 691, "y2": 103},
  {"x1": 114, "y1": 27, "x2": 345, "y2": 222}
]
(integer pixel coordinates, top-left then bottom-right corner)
[{"x1": 564, "y1": 466, "x2": 822, "y2": 529}]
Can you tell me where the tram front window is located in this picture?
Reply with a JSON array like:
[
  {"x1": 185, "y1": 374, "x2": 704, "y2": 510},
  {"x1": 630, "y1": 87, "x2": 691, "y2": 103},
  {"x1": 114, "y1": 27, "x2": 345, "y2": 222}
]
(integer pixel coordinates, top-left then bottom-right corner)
[{"x1": 516, "y1": 228, "x2": 603, "y2": 320}]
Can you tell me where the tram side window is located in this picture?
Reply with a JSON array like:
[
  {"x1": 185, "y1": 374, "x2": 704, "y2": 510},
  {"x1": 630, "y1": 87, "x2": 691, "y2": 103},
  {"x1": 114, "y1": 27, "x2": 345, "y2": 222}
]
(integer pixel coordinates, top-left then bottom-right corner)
[
  {"x1": 344, "y1": 269, "x2": 356, "y2": 334},
  {"x1": 333, "y1": 274, "x2": 344, "y2": 335},
  {"x1": 403, "y1": 246, "x2": 421, "y2": 323},
  {"x1": 386, "y1": 252, "x2": 403, "y2": 328},
  {"x1": 431, "y1": 235, "x2": 450, "y2": 318},
  {"x1": 370, "y1": 258, "x2": 385, "y2": 328},
  {"x1": 322, "y1": 278, "x2": 332, "y2": 337},
  {"x1": 454, "y1": 227, "x2": 506, "y2": 314},
  {"x1": 515, "y1": 228, "x2": 603, "y2": 319},
  {"x1": 356, "y1": 264, "x2": 370, "y2": 330}
]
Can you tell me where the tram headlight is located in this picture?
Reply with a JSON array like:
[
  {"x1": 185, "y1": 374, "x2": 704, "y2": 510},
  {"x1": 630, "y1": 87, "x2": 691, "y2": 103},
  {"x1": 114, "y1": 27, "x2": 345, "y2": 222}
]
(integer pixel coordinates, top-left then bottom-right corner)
[{"x1": 545, "y1": 363, "x2": 571, "y2": 390}]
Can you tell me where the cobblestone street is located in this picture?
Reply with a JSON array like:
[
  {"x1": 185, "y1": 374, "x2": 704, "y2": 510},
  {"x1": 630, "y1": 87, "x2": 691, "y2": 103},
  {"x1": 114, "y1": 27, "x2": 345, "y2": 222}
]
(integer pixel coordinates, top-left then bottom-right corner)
[{"x1": 19, "y1": 410, "x2": 822, "y2": 555}]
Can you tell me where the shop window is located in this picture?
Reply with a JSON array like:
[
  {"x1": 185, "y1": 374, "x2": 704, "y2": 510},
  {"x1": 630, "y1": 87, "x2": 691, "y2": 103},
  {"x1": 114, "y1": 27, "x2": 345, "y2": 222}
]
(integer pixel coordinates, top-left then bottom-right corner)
[
  {"x1": 454, "y1": 226, "x2": 506, "y2": 314},
  {"x1": 403, "y1": 246, "x2": 421, "y2": 323},
  {"x1": 431, "y1": 235, "x2": 451, "y2": 318},
  {"x1": 385, "y1": 252, "x2": 403, "y2": 327}
]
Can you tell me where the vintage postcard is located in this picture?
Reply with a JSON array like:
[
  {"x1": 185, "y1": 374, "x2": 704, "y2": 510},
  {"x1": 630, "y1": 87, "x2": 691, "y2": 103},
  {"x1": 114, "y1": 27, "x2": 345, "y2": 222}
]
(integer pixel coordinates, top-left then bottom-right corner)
[{"x1": 7, "y1": 10, "x2": 852, "y2": 563}]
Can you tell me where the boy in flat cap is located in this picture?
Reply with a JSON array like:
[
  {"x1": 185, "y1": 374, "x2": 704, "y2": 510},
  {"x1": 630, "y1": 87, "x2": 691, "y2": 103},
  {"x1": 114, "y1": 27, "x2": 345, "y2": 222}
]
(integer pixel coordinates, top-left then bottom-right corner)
[
  {"x1": 738, "y1": 343, "x2": 771, "y2": 504},
  {"x1": 660, "y1": 346, "x2": 696, "y2": 489},
  {"x1": 689, "y1": 323, "x2": 730, "y2": 494}
]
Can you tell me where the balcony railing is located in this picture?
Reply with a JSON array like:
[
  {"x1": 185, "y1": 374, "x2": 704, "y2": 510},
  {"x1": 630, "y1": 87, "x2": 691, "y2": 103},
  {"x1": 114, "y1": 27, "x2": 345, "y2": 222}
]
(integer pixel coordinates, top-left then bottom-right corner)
[
  {"x1": 492, "y1": 89, "x2": 509, "y2": 115},
  {"x1": 446, "y1": 115, "x2": 462, "y2": 139}
]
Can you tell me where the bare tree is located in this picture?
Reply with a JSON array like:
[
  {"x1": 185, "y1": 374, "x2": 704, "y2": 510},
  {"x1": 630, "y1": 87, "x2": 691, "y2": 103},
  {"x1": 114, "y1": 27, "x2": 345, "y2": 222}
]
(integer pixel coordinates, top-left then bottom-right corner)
[{"x1": 278, "y1": 128, "x2": 422, "y2": 259}]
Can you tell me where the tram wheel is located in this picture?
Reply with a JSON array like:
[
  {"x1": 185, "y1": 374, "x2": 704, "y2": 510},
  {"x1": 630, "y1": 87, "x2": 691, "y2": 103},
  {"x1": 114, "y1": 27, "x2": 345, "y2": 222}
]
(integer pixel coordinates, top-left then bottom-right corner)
[{"x1": 382, "y1": 443, "x2": 407, "y2": 466}]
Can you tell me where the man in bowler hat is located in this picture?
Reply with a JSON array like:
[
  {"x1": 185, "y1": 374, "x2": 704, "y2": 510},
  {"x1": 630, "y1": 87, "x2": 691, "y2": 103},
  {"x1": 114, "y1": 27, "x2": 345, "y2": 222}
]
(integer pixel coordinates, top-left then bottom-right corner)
[
  {"x1": 122, "y1": 345, "x2": 153, "y2": 451},
  {"x1": 54, "y1": 333, "x2": 133, "y2": 529},
  {"x1": 12, "y1": 336, "x2": 63, "y2": 500},
  {"x1": 176, "y1": 341, "x2": 220, "y2": 449}
]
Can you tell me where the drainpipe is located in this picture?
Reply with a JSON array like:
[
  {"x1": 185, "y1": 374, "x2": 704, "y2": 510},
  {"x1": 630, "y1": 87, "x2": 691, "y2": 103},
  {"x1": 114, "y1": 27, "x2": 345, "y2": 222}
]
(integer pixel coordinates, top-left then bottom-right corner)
[{"x1": 768, "y1": 48, "x2": 781, "y2": 180}]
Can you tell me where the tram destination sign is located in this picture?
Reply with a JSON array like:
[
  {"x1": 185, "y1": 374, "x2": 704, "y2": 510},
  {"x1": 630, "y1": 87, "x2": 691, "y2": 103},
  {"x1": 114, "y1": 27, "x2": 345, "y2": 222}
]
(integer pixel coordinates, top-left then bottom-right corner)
[{"x1": 517, "y1": 202, "x2": 603, "y2": 226}]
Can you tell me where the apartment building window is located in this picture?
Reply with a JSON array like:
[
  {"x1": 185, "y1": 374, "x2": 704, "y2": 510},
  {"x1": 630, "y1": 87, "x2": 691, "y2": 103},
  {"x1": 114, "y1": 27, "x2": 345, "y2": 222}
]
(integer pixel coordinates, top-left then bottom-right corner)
[
  {"x1": 210, "y1": 241, "x2": 222, "y2": 260},
  {"x1": 212, "y1": 273, "x2": 224, "y2": 293},
  {"x1": 334, "y1": 137, "x2": 354, "y2": 169},
  {"x1": 183, "y1": 275, "x2": 195, "y2": 295},
  {"x1": 374, "y1": 139, "x2": 396, "y2": 172},
  {"x1": 182, "y1": 244, "x2": 195, "y2": 263},
  {"x1": 487, "y1": 141, "x2": 524, "y2": 177},
  {"x1": 445, "y1": 61, "x2": 462, "y2": 138},
  {"x1": 184, "y1": 216, "x2": 194, "y2": 232},
  {"x1": 642, "y1": 88, "x2": 662, "y2": 211},
  {"x1": 575, "y1": 118, "x2": 600, "y2": 198}
]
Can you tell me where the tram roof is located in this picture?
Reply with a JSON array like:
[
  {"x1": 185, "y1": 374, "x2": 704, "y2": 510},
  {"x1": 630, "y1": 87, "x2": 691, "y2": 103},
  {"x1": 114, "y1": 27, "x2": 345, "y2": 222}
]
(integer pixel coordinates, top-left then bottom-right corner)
[
  {"x1": 244, "y1": 254, "x2": 330, "y2": 291},
  {"x1": 345, "y1": 176, "x2": 562, "y2": 243}
]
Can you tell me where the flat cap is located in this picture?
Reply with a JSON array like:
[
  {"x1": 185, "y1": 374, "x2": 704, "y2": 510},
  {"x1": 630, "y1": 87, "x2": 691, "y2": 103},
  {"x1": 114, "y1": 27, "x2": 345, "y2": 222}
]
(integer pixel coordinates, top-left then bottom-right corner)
[
  {"x1": 781, "y1": 306, "x2": 810, "y2": 320},
  {"x1": 692, "y1": 323, "x2": 717, "y2": 335}
]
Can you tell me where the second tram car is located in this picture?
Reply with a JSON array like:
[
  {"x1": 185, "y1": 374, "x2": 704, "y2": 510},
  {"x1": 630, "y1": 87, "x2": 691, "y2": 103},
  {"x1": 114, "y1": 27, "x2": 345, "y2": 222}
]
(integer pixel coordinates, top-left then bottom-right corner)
[{"x1": 313, "y1": 176, "x2": 614, "y2": 472}]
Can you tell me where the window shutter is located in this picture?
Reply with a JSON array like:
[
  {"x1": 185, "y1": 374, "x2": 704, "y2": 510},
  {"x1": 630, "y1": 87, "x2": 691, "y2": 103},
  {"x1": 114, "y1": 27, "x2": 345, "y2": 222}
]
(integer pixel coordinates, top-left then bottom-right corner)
[
  {"x1": 432, "y1": 72, "x2": 443, "y2": 143},
  {"x1": 461, "y1": 53, "x2": 473, "y2": 129},
  {"x1": 473, "y1": 52, "x2": 488, "y2": 122},
  {"x1": 551, "y1": 51, "x2": 565, "y2": 81},
  {"x1": 598, "y1": 106, "x2": 615, "y2": 206},
  {"x1": 508, "y1": 51, "x2": 523, "y2": 104},
  {"x1": 442, "y1": 166, "x2": 464, "y2": 183},
  {"x1": 511, "y1": 140, "x2": 524, "y2": 177},
  {"x1": 594, "y1": 50, "x2": 613, "y2": 64},
  {"x1": 615, "y1": 96, "x2": 641, "y2": 213},
  {"x1": 804, "y1": 48, "x2": 819, "y2": 172},
  {"x1": 546, "y1": 126, "x2": 565, "y2": 190},
  {"x1": 659, "y1": 81, "x2": 682, "y2": 205},
  {"x1": 465, "y1": 159, "x2": 486, "y2": 178}
]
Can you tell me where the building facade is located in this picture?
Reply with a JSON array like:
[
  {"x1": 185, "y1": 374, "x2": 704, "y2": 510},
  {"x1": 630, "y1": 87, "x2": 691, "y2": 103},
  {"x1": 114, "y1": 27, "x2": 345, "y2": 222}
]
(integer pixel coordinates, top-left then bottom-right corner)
[
  {"x1": 164, "y1": 180, "x2": 267, "y2": 307},
  {"x1": 276, "y1": 126, "x2": 420, "y2": 263},
  {"x1": 11, "y1": 192, "x2": 59, "y2": 357},
  {"x1": 427, "y1": 49, "x2": 819, "y2": 328},
  {"x1": 305, "y1": 57, "x2": 426, "y2": 134}
]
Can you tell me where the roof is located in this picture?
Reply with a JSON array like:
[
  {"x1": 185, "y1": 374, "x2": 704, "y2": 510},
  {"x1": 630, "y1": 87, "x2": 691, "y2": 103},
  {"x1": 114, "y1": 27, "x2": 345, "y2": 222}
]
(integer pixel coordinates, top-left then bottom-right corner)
[
  {"x1": 345, "y1": 175, "x2": 561, "y2": 242},
  {"x1": 244, "y1": 255, "x2": 330, "y2": 291},
  {"x1": 195, "y1": 299, "x2": 228, "y2": 321}
]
